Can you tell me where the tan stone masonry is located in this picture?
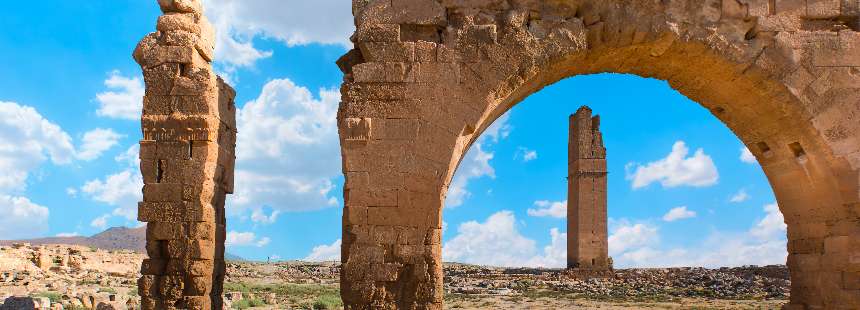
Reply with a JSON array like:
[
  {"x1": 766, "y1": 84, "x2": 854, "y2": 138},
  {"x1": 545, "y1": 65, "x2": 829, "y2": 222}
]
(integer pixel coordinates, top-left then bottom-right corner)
[
  {"x1": 134, "y1": 0, "x2": 235, "y2": 309},
  {"x1": 337, "y1": 0, "x2": 860, "y2": 309},
  {"x1": 134, "y1": 0, "x2": 860, "y2": 309},
  {"x1": 568, "y1": 106, "x2": 610, "y2": 271}
]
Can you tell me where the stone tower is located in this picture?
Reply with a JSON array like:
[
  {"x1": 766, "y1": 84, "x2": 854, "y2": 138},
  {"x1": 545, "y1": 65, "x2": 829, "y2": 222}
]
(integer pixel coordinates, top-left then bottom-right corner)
[
  {"x1": 134, "y1": 0, "x2": 237, "y2": 309},
  {"x1": 568, "y1": 106, "x2": 610, "y2": 270}
]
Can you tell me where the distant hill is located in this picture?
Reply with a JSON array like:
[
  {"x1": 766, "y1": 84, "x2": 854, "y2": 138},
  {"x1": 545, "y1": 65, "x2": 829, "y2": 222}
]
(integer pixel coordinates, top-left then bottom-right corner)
[
  {"x1": 0, "y1": 226, "x2": 147, "y2": 252},
  {"x1": 225, "y1": 252, "x2": 245, "y2": 261},
  {"x1": 1, "y1": 227, "x2": 243, "y2": 260}
]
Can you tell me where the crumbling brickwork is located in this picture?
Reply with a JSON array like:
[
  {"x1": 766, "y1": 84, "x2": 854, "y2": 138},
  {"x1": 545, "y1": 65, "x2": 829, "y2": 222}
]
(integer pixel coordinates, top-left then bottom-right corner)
[
  {"x1": 339, "y1": 0, "x2": 860, "y2": 309},
  {"x1": 134, "y1": 0, "x2": 236, "y2": 309},
  {"x1": 568, "y1": 107, "x2": 609, "y2": 271}
]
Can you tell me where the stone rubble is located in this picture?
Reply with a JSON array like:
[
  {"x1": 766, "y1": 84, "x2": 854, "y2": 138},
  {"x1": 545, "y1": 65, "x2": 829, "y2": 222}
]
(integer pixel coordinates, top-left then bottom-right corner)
[
  {"x1": 444, "y1": 264, "x2": 789, "y2": 301},
  {"x1": 0, "y1": 243, "x2": 790, "y2": 309}
]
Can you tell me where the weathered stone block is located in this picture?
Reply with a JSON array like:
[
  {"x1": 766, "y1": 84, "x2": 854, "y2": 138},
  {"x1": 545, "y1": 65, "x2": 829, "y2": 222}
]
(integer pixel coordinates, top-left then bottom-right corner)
[
  {"x1": 807, "y1": 0, "x2": 842, "y2": 18},
  {"x1": 389, "y1": 0, "x2": 446, "y2": 25},
  {"x1": 356, "y1": 24, "x2": 400, "y2": 42},
  {"x1": 377, "y1": 118, "x2": 419, "y2": 140},
  {"x1": 353, "y1": 62, "x2": 410, "y2": 83},
  {"x1": 187, "y1": 222, "x2": 215, "y2": 240},
  {"x1": 141, "y1": 259, "x2": 167, "y2": 275},
  {"x1": 415, "y1": 41, "x2": 438, "y2": 62},
  {"x1": 158, "y1": 0, "x2": 203, "y2": 14},
  {"x1": 359, "y1": 42, "x2": 415, "y2": 62},
  {"x1": 814, "y1": 32, "x2": 860, "y2": 67},
  {"x1": 184, "y1": 295, "x2": 211, "y2": 310},
  {"x1": 347, "y1": 188, "x2": 398, "y2": 207},
  {"x1": 345, "y1": 205, "x2": 369, "y2": 225},
  {"x1": 139, "y1": 275, "x2": 158, "y2": 297},
  {"x1": 370, "y1": 263, "x2": 401, "y2": 281},
  {"x1": 157, "y1": 13, "x2": 205, "y2": 34},
  {"x1": 185, "y1": 276, "x2": 212, "y2": 295},
  {"x1": 143, "y1": 183, "x2": 184, "y2": 202}
]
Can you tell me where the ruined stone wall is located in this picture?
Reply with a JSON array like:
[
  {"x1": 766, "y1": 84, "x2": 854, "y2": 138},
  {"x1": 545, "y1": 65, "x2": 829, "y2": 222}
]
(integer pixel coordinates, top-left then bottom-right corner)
[
  {"x1": 134, "y1": 0, "x2": 236, "y2": 309},
  {"x1": 568, "y1": 107, "x2": 609, "y2": 271},
  {"x1": 340, "y1": 0, "x2": 860, "y2": 309}
]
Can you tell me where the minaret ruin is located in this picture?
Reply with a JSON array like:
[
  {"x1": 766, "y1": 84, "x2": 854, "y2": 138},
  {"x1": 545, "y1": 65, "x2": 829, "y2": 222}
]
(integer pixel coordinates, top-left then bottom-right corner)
[{"x1": 568, "y1": 106, "x2": 610, "y2": 271}]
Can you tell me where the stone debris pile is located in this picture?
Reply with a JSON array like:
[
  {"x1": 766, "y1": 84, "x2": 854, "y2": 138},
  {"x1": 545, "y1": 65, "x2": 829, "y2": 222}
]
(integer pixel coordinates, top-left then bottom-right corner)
[
  {"x1": 444, "y1": 263, "x2": 790, "y2": 300},
  {"x1": 0, "y1": 244, "x2": 144, "y2": 309},
  {"x1": 226, "y1": 261, "x2": 340, "y2": 285}
]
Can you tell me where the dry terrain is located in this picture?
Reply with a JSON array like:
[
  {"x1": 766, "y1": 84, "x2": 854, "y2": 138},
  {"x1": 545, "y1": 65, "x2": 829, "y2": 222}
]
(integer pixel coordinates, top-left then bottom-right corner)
[{"x1": 0, "y1": 235, "x2": 788, "y2": 309}]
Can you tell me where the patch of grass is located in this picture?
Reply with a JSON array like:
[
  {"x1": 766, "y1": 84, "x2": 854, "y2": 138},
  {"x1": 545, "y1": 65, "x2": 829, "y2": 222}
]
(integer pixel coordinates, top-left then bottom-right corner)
[
  {"x1": 98, "y1": 287, "x2": 117, "y2": 294},
  {"x1": 311, "y1": 293, "x2": 343, "y2": 309},
  {"x1": 224, "y1": 282, "x2": 342, "y2": 308},
  {"x1": 232, "y1": 298, "x2": 266, "y2": 309},
  {"x1": 34, "y1": 291, "x2": 62, "y2": 303}
]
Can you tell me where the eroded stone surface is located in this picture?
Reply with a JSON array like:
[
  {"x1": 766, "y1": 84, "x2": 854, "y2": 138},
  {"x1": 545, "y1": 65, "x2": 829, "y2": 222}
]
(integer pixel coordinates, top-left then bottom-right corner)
[
  {"x1": 135, "y1": 0, "x2": 235, "y2": 309},
  {"x1": 568, "y1": 107, "x2": 610, "y2": 271},
  {"x1": 338, "y1": 0, "x2": 860, "y2": 309}
]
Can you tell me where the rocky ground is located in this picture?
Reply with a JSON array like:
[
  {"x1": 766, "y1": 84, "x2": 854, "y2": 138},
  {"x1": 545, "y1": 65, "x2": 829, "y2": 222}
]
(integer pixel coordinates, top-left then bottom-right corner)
[{"x1": 0, "y1": 243, "x2": 789, "y2": 309}]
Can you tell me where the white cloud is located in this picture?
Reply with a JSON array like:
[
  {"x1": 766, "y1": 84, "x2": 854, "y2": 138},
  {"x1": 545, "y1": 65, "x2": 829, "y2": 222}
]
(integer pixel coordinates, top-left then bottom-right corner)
[
  {"x1": 0, "y1": 195, "x2": 50, "y2": 240},
  {"x1": 442, "y1": 211, "x2": 538, "y2": 267},
  {"x1": 750, "y1": 203, "x2": 787, "y2": 240},
  {"x1": 527, "y1": 200, "x2": 566, "y2": 218},
  {"x1": 81, "y1": 170, "x2": 143, "y2": 220},
  {"x1": 482, "y1": 113, "x2": 512, "y2": 143},
  {"x1": 514, "y1": 147, "x2": 538, "y2": 162},
  {"x1": 66, "y1": 188, "x2": 78, "y2": 197},
  {"x1": 114, "y1": 144, "x2": 140, "y2": 168},
  {"x1": 443, "y1": 205, "x2": 786, "y2": 269},
  {"x1": 611, "y1": 203, "x2": 787, "y2": 268},
  {"x1": 730, "y1": 189, "x2": 750, "y2": 203},
  {"x1": 76, "y1": 128, "x2": 123, "y2": 161},
  {"x1": 231, "y1": 78, "x2": 341, "y2": 213},
  {"x1": 442, "y1": 211, "x2": 570, "y2": 268},
  {"x1": 56, "y1": 232, "x2": 79, "y2": 238},
  {"x1": 662, "y1": 206, "x2": 697, "y2": 222},
  {"x1": 524, "y1": 228, "x2": 567, "y2": 268},
  {"x1": 627, "y1": 141, "x2": 719, "y2": 189},
  {"x1": 608, "y1": 220, "x2": 660, "y2": 257},
  {"x1": 250, "y1": 208, "x2": 280, "y2": 224},
  {"x1": 226, "y1": 231, "x2": 270, "y2": 247},
  {"x1": 80, "y1": 144, "x2": 143, "y2": 223},
  {"x1": 740, "y1": 147, "x2": 757, "y2": 164},
  {"x1": 203, "y1": 0, "x2": 353, "y2": 68},
  {"x1": 95, "y1": 71, "x2": 144, "y2": 120},
  {"x1": 445, "y1": 114, "x2": 512, "y2": 208},
  {"x1": 90, "y1": 214, "x2": 110, "y2": 229},
  {"x1": 446, "y1": 143, "x2": 495, "y2": 208},
  {"x1": 304, "y1": 239, "x2": 341, "y2": 262},
  {"x1": 0, "y1": 101, "x2": 76, "y2": 192}
]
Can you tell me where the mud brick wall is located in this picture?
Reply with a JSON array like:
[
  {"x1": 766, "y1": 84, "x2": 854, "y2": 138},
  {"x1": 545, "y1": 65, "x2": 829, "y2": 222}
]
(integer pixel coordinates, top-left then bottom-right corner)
[{"x1": 133, "y1": 0, "x2": 236, "y2": 309}]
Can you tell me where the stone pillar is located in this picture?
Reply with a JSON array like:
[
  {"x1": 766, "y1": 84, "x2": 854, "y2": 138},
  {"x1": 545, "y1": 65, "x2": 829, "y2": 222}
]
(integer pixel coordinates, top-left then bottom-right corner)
[
  {"x1": 134, "y1": 1, "x2": 236, "y2": 309},
  {"x1": 567, "y1": 106, "x2": 610, "y2": 271}
]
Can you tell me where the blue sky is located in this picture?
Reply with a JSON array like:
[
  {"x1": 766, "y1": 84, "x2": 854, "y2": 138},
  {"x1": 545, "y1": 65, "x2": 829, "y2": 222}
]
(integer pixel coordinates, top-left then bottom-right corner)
[{"x1": 0, "y1": 1, "x2": 787, "y2": 268}]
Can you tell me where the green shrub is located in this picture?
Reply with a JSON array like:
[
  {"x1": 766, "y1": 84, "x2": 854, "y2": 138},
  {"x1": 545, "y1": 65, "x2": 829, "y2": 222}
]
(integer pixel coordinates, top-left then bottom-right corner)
[
  {"x1": 98, "y1": 287, "x2": 117, "y2": 294},
  {"x1": 312, "y1": 294, "x2": 343, "y2": 309},
  {"x1": 34, "y1": 291, "x2": 62, "y2": 303},
  {"x1": 231, "y1": 298, "x2": 266, "y2": 309}
]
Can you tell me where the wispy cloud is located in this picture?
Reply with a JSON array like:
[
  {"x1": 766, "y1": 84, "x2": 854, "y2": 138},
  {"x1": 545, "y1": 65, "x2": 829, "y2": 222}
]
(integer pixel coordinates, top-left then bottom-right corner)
[{"x1": 662, "y1": 206, "x2": 697, "y2": 222}]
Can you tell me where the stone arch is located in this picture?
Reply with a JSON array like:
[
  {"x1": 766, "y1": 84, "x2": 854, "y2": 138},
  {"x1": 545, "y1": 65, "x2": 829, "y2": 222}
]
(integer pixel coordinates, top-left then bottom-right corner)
[{"x1": 339, "y1": 1, "x2": 860, "y2": 309}]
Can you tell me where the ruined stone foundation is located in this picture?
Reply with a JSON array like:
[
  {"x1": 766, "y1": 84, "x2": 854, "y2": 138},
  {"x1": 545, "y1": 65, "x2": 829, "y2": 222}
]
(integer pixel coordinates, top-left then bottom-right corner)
[{"x1": 133, "y1": 0, "x2": 236, "y2": 309}]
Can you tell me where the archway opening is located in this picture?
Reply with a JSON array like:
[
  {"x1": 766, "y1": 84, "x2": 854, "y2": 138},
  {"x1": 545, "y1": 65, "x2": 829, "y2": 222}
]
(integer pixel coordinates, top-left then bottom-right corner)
[{"x1": 439, "y1": 73, "x2": 789, "y2": 308}]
